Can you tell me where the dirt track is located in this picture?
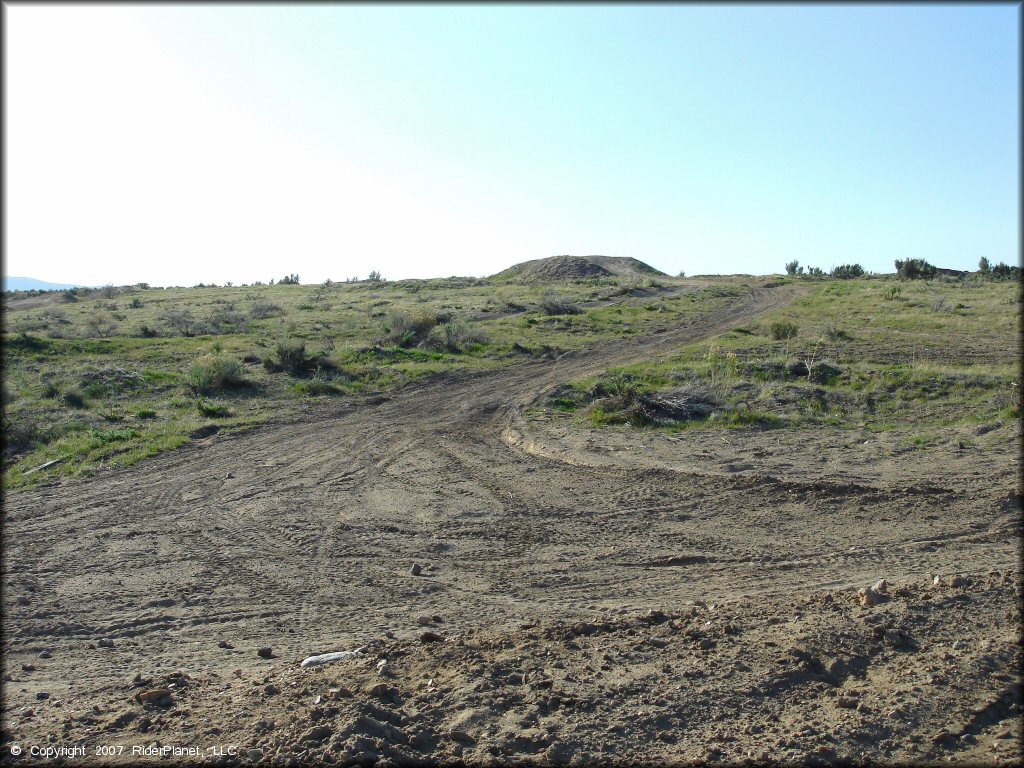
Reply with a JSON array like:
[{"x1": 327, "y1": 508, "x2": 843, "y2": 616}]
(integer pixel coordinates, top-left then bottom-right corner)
[{"x1": 2, "y1": 282, "x2": 1020, "y2": 765}]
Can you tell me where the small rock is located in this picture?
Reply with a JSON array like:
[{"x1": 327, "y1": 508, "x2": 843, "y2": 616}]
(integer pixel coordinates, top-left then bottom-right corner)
[
  {"x1": 97, "y1": 638, "x2": 115, "y2": 648},
  {"x1": 218, "y1": 640, "x2": 234, "y2": 649},
  {"x1": 366, "y1": 682, "x2": 391, "y2": 697},
  {"x1": 16, "y1": 596, "x2": 30, "y2": 606},
  {"x1": 246, "y1": 748, "x2": 263, "y2": 761},
  {"x1": 448, "y1": 729, "x2": 475, "y2": 744},
  {"x1": 432, "y1": 614, "x2": 443, "y2": 623},
  {"x1": 264, "y1": 684, "x2": 280, "y2": 696},
  {"x1": 416, "y1": 615, "x2": 434, "y2": 625},
  {"x1": 420, "y1": 631, "x2": 444, "y2": 643},
  {"x1": 134, "y1": 688, "x2": 173, "y2": 706},
  {"x1": 858, "y1": 587, "x2": 886, "y2": 606},
  {"x1": 38, "y1": 650, "x2": 52, "y2": 659},
  {"x1": 303, "y1": 725, "x2": 333, "y2": 744},
  {"x1": 410, "y1": 563, "x2": 423, "y2": 576},
  {"x1": 883, "y1": 629, "x2": 909, "y2": 648},
  {"x1": 257, "y1": 647, "x2": 274, "y2": 658},
  {"x1": 21, "y1": 663, "x2": 36, "y2": 672},
  {"x1": 836, "y1": 697, "x2": 857, "y2": 709},
  {"x1": 872, "y1": 579, "x2": 888, "y2": 593},
  {"x1": 545, "y1": 742, "x2": 575, "y2": 765},
  {"x1": 20, "y1": 707, "x2": 35, "y2": 718},
  {"x1": 36, "y1": 691, "x2": 50, "y2": 700}
]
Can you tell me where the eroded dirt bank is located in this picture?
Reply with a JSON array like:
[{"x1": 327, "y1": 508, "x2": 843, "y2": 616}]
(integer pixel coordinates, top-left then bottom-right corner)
[{"x1": 2, "y1": 283, "x2": 1020, "y2": 765}]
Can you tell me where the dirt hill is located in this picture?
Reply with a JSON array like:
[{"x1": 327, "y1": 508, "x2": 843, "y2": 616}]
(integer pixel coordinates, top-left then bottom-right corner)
[{"x1": 493, "y1": 255, "x2": 665, "y2": 281}]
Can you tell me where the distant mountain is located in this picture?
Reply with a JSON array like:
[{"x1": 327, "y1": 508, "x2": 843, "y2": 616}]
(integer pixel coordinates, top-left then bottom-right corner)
[{"x1": 2, "y1": 276, "x2": 94, "y2": 292}]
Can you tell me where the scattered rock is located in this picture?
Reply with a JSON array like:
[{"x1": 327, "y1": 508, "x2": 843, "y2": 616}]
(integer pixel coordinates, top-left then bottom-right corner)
[
  {"x1": 218, "y1": 640, "x2": 234, "y2": 649},
  {"x1": 134, "y1": 688, "x2": 173, "y2": 706},
  {"x1": 303, "y1": 725, "x2": 333, "y2": 744},
  {"x1": 97, "y1": 638, "x2": 115, "y2": 648},
  {"x1": 38, "y1": 650, "x2": 52, "y2": 659},
  {"x1": 410, "y1": 563, "x2": 423, "y2": 576},
  {"x1": 858, "y1": 587, "x2": 887, "y2": 606},
  {"x1": 416, "y1": 615, "x2": 434, "y2": 625},
  {"x1": 263, "y1": 684, "x2": 280, "y2": 696},
  {"x1": 246, "y1": 748, "x2": 263, "y2": 762},
  {"x1": 420, "y1": 631, "x2": 444, "y2": 643},
  {"x1": 883, "y1": 629, "x2": 909, "y2": 648},
  {"x1": 257, "y1": 647, "x2": 275, "y2": 659},
  {"x1": 545, "y1": 742, "x2": 575, "y2": 765},
  {"x1": 872, "y1": 579, "x2": 889, "y2": 593},
  {"x1": 16, "y1": 596, "x2": 30, "y2": 606},
  {"x1": 448, "y1": 729, "x2": 475, "y2": 744}
]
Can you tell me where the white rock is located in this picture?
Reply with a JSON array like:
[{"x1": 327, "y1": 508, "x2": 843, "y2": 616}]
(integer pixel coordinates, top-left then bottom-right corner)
[{"x1": 299, "y1": 648, "x2": 365, "y2": 668}]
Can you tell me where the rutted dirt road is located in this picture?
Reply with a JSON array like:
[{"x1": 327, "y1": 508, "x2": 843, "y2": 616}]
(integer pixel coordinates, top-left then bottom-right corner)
[{"x1": 2, "y1": 282, "x2": 1020, "y2": 765}]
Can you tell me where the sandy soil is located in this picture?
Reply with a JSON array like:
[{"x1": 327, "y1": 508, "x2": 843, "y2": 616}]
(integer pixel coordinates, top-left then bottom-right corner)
[{"x1": 2, "y1": 283, "x2": 1020, "y2": 766}]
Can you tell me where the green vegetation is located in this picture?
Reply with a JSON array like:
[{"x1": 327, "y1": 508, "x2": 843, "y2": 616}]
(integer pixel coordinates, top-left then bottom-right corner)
[
  {"x1": 546, "y1": 276, "x2": 1020, "y2": 435},
  {"x1": 4, "y1": 269, "x2": 1018, "y2": 486},
  {"x1": 2, "y1": 273, "x2": 741, "y2": 486}
]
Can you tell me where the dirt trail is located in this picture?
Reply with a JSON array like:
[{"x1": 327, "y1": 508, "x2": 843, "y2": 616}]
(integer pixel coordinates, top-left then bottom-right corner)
[{"x1": 3, "y1": 282, "x2": 1020, "y2": 765}]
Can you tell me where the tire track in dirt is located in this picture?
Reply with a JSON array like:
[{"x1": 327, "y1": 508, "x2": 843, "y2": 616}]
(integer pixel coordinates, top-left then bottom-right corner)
[{"x1": 4, "y1": 281, "x2": 1016, "y2": 701}]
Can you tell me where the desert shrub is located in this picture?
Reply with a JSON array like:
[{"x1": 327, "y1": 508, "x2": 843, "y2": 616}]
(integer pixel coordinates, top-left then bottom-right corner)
[
  {"x1": 279, "y1": 273, "x2": 300, "y2": 285},
  {"x1": 895, "y1": 258, "x2": 937, "y2": 280},
  {"x1": 384, "y1": 310, "x2": 438, "y2": 348},
  {"x1": 135, "y1": 408, "x2": 158, "y2": 419},
  {"x1": 806, "y1": 266, "x2": 825, "y2": 277},
  {"x1": 292, "y1": 377, "x2": 342, "y2": 396},
  {"x1": 368, "y1": 270, "x2": 383, "y2": 282},
  {"x1": 831, "y1": 263, "x2": 865, "y2": 279},
  {"x1": 266, "y1": 338, "x2": 318, "y2": 375},
  {"x1": 62, "y1": 388, "x2": 87, "y2": 408},
  {"x1": 207, "y1": 304, "x2": 247, "y2": 334},
  {"x1": 824, "y1": 322, "x2": 851, "y2": 341},
  {"x1": 538, "y1": 293, "x2": 581, "y2": 315},
  {"x1": 186, "y1": 354, "x2": 247, "y2": 394},
  {"x1": 2, "y1": 412, "x2": 39, "y2": 458},
  {"x1": 196, "y1": 399, "x2": 232, "y2": 417},
  {"x1": 884, "y1": 284, "x2": 902, "y2": 301},
  {"x1": 785, "y1": 260, "x2": 803, "y2": 276},
  {"x1": 60, "y1": 289, "x2": 79, "y2": 303},
  {"x1": 437, "y1": 317, "x2": 487, "y2": 352},
  {"x1": 586, "y1": 378, "x2": 720, "y2": 427},
  {"x1": 129, "y1": 297, "x2": 144, "y2": 309},
  {"x1": 138, "y1": 325, "x2": 159, "y2": 338},
  {"x1": 249, "y1": 300, "x2": 284, "y2": 319},
  {"x1": 79, "y1": 368, "x2": 147, "y2": 398},
  {"x1": 161, "y1": 308, "x2": 199, "y2": 337},
  {"x1": 100, "y1": 284, "x2": 119, "y2": 298},
  {"x1": 86, "y1": 311, "x2": 118, "y2": 338},
  {"x1": 770, "y1": 321, "x2": 798, "y2": 340}
]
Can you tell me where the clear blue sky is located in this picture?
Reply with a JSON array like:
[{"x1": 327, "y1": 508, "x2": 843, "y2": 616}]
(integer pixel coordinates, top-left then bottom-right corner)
[{"x1": 5, "y1": 3, "x2": 1019, "y2": 285}]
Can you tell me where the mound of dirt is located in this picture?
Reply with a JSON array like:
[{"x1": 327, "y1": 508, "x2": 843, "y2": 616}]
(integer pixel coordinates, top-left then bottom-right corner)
[
  {"x1": 493, "y1": 255, "x2": 665, "y2": 282},
  {"x1": 584, "y1": 255, "x2": 667, "y2": 277}
]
